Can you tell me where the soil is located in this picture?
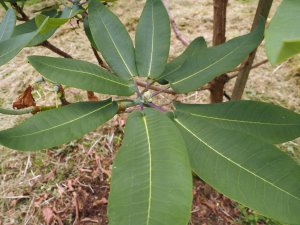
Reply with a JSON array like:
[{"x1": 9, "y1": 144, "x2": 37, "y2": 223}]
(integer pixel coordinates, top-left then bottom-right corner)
[{"x1": 0, "y1": 0, "x2": 299, "y2": 224}]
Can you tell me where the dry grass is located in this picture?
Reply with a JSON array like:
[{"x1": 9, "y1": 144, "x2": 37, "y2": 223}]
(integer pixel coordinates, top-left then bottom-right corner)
[{"x1": 0, "y1": 0, "x2": 299, "y2": 224}]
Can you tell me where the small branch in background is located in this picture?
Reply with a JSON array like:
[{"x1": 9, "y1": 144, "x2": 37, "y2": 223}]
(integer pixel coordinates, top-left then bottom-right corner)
[
  {"x1": 91, "y1": 47, "x2": 111, "y2": 71},
  {"x1": 136, "y1": 80, "x2": 176, "y2": 95},
  {"x1": 231, "y1": 0, "x2": 273, "y2": 100},
  {"x1": 39, "y1": 41, "x2": 73, "y2": 59},
  {"x1": 229, "y1": 59, "x2": 269, "y2": 79},
  {"x1": 0, "y1": 0, "x2": 9, "y2": 10},
  {"x1": 57, "y1": 85, "x2": 70, "y2": 105},
  {"x1": 162, "y1": 0, "x2": 189, "y2": 46},
  {"x1": 11, "y1": 2, "x2": 29, "y2": 21},
  {"x1": 0, "y1": 107, "x2": 35, "y2": 115},
  {"x1": 209, "y1": 0, "x2": 229, "y2": 103},
  {"x1": 230, "y1": 59, "x2": 268, "y2": 73}
]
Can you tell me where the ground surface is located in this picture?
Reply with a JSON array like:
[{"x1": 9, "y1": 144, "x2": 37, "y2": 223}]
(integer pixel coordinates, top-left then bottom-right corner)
[{"x1": 0, "y1": 0, "x2": 299, "y2": 224}]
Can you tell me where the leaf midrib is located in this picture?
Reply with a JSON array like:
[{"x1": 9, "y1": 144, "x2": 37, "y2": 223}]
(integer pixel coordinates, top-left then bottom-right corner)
[
  {"x1": 175, "y1": 118, "x2": 300, "y2": 201},
  {"x1": 147, "y1": 1, "x2": 155, "y2": 77},
  {"x1": 8, "y1": 101, "x2": 113, "y2": 138},
  {"x1": 143, "y1": 116, "x2": 152, "y2": 225},
  {"x1": 0, "y1": 10, "x2": 12, "y2": 41},
  {"x1": 95, "y1": 7, "x2": 134, "y2": 77},
  {"x1": 34, "y1": 60, "x2": 130, "y2": 88},
  {"x1": 188, "y1": 112, "x2": 299, "y2": 126}
]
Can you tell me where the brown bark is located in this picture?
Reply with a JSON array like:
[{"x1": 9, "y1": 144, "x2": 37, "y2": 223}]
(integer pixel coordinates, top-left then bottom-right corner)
[{"x1": 209, "y1": 0, "x2": 229, "y2": 103}]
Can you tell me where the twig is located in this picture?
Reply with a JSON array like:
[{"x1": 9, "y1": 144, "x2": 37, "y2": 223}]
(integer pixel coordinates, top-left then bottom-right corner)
[
  {"x1": 229, "y1": 59, "x2": 269, "y2": 79},
  {"x1": 92, "y1": 47, "x2": 111, "y2": 71},
  {"x1": 136, "y1": 80, "x2": 176, "y2": 95},
  {"x1": 24, "y1": 198, "x2": 34, "y2": 225},
  {"x1": 39, "y1": 41, "x2": 73, "y2": 59},
  {"x1": 0, "y1": 0, "x2": 8, "y2": 10},
  {"x1": 230, "y1": 59, "x2": 268, "y2": 73},
  {"x1": 11, "y1": 2, "x2": 29, "y2": 21},
  {"x1": 162, "y1": 0, "x2": 189, "y2": 46},
  {"x1": 209, "y1": 0, "x2": 228, "y2": 103},
  {"x1": 0, "y1": 107, "x2": 34, "y2": 115},
  {"x1": 231, "y1": 0, "x2": 273, "y2": 100},
  {"x1": 0, "y1": 195, "x2": 30, "y2": 199}
]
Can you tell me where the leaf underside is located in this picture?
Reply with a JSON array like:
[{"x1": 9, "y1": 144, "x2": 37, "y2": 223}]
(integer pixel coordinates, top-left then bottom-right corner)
[
  {"x1": 166, "y1": 18, "x2": 265, "y2": 93},
  {"x1": 0, "y1": 99, "x2": 117, "y2": 151},
  {"x1": 88, "y1": 0, "x2": 137, "y2": 80},
  {"x1": 174, "y1": 100, "x2": 300, "y2": 144},
  {"x1": 28, "y1": 56, "x2": 135, "y2": 96},
  {"x1": 173, "y1": 111, "x2": 300, "y2": 225},
  {"x1": 108, "y1": 109, "x2": 192, "y2": 225},
  {"x1": 135, "y1": 0, "x2": 170, "y2": 78}
]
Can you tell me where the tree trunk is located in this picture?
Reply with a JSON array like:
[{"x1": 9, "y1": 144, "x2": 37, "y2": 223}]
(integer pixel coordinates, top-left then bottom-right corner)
[{"x1": 209, "y1": 0, "x2": 229, "y2": 103}]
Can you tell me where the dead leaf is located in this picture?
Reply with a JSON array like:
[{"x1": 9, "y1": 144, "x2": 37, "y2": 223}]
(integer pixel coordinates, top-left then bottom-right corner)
[
  {"x1": 13, "y1": 86, "x2": 36, "y2": 109},
  {"x1": 42, "y1": 207, "x2": 54, "y2": 225},
  {"x1": 87, "y1": 91, "x2": 99, "y2": 101}
]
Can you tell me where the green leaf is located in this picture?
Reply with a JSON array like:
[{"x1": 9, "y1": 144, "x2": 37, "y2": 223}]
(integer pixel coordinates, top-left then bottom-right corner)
[
  {"x1": 174, "y1": 100, "x2": 300, "y2": 144},
  {"x1": 28, "y1": 56, "x2": 135, "y2": 96},
  {"x1": 167, "y1": 18, "x2": 265, "y2": 93},
  {"x1": 35, "y1": 14, "x2": 68, "y2": 35},
  {"x1": 159, "y1": 37, "x2": 207, "y2": 81},
  {"x1": 173, "y1": 111, "x2": 300, "y2": 225},
  {"x1": 0, "y1": 99, "x2": 117, "y2": 151},
  {"x1": 83, "y1": 16, "x2": 98, "y2": 50},
  {"x1": 108, "y1": 109, "x2": 192, "y2": 225},
  {"x1": 0, "y1": 17, "x2": 49, "y2": 66},
  {"x1": 135, "y1": 0, "x2": 170, "y2": 78},
  {"x1": 13, "y1": 9, "x2": 58, "y2": 47},
  {"x1": 265, "y1": 0, "x2": 300, "y2": 65},
  {"x1": 0, "y1": 8, "x2": 16, "y2": 42},
  {"x1": 88, "y1": 0, "x2": 137, "y2": 80}
]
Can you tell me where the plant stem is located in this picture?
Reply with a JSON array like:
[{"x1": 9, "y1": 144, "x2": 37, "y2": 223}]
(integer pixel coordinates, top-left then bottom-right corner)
[
  {"x1": 147, "y1": 102, "x2": 167, "y2": 112},
  {"x1": 162, "y1": 0, "x2": 189, "y2": 46},
  {"x1": 209, "y1": 0, "x2": 229, "y2": 103},
  {"x1": 231, "y1": 0, "x2": 273, "y2": 100},
  {"x1": 39, "y1": 41, "x2": 73, "y2": 59},
  {"x1": 0, "y1": 107, "x2": 34, "y2": 115},
  {"x1": 91, "y1": 47, "x2": 111, "y2": 71},
  {"x1": 11, "y1": 2, "x2": 29, "y2": 21},
  {"x1": 136, "y1": 80, "x2": 176, "y2": 95},
  {"x1": 0, "y1": 0, "x2": 8, "y2": 10}
]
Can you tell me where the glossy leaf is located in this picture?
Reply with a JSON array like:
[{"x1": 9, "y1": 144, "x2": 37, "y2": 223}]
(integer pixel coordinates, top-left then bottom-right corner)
[
  {"x1": 173, "y1": 111, "x2": 300, "y2": 225},
  {"x1": 88, "y1": 0, "x2": 137, "y2": 80},
  {"x1": 174, "y1": 100, "x2": 300, "y2": 144},
  {"x1": 0, "y1": 18, "x2": 48, "y2": 66},
  {"x1": 0, "y1": 99, "x2": 117, "y2": 151},
  {"x1": 159, "y1": 37, "x2": 207, "y2": 81},
  {"x1": 28, "y1": 56, "x2": 135, "y2": 96},
  {"x1": 265, "y1": 0, "x2": 300, "y2": 65},
  {"x1": 35, "y1": 14, "x2": 68, "y2": 35},
  {"x1": 135, "y1": 0, "x2": 170, "y2": 78},
  {"x1": 109, "y1": 109, "x2": 192, "y2": 225},
  {"x1": 167, "y1": 18, "x2": 265, "y2": 93},
  {"x1": 0, "y1": 8, "x2": 16, "y2": 42}
]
